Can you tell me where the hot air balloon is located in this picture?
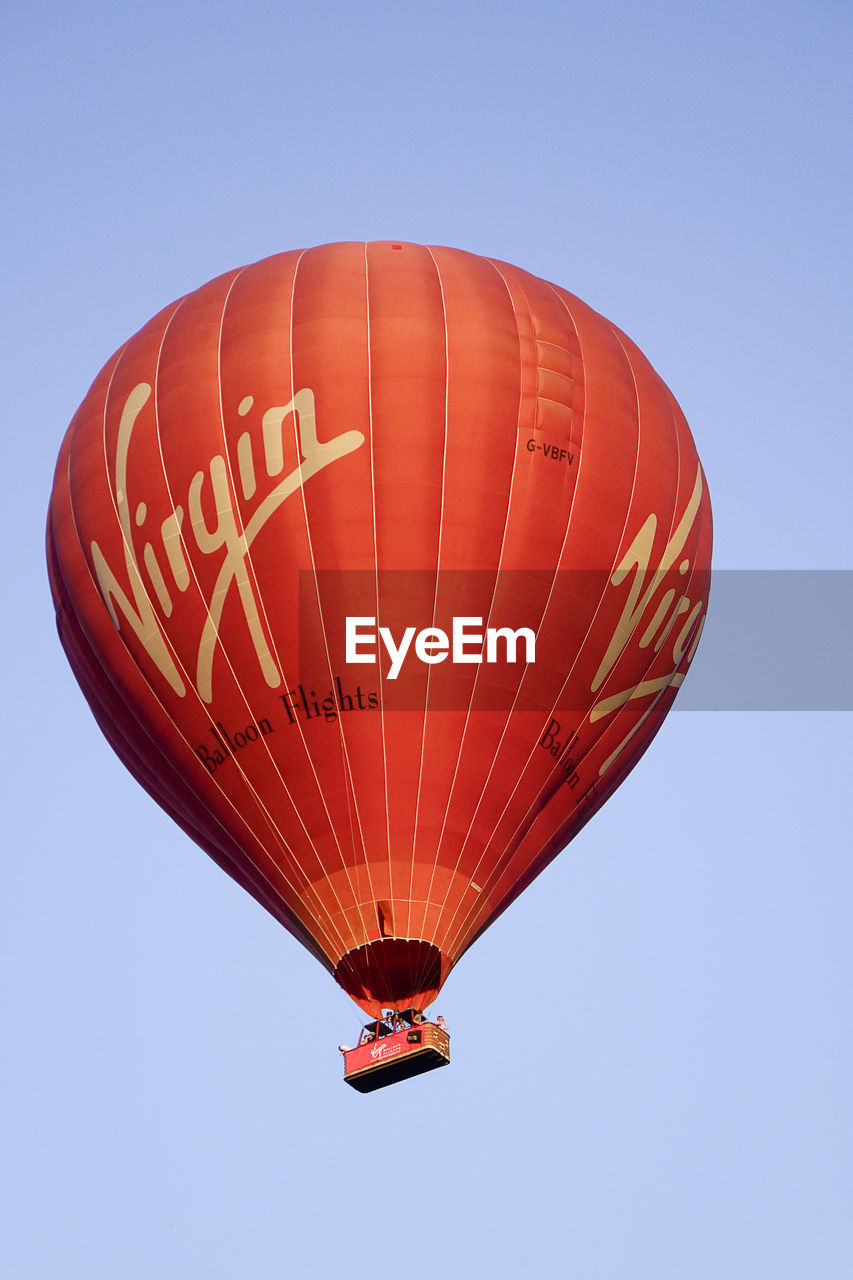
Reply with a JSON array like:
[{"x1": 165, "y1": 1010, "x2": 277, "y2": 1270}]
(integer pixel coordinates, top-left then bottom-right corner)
[{"x1": 47, "y1": 242, "x2": 711, "y2": 1091}]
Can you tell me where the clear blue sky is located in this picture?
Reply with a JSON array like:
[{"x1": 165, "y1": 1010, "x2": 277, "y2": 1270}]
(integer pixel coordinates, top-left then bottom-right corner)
[{"x1": 3, "y1": 3, "x2": 851, "y2": 1276}]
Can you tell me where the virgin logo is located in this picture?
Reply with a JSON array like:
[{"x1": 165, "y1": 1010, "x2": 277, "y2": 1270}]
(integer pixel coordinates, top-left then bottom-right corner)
[
  {"x1": 589, "y1": 465, "x2": 708, "y2": 779},
  {"x1": 90, "y1": 382, "x2": 364, "y2": 702},
  {"x1": 370, "y1": 1041, "x2": 402, "y2": 1062}
]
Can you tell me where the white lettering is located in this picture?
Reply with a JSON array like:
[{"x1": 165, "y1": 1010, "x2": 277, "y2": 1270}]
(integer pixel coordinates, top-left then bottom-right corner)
[
  {"x1": 414, "y1": 628, "x2": 449, "y2": 663},
  {"x1": 344, "y1": 617, "x2": 538, "y2": 679},
  {"x1": 345, "y1": 616, "x2": 377, "y2": 663},
  {"x1": 486, "y1": 626, "x2": 536, "y2": 664},
  {"x1": 452, "y1": 616, "x2": 483, "y2": 663},
  {"x1": 378, "y1": 625, "x2": 416, "y2": 680}
]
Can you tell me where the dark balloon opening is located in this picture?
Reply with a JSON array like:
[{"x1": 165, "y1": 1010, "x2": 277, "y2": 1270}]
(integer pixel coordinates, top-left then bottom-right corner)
[{"x1": 333, "y1": 938, "x2": 447, "y2": 1013}]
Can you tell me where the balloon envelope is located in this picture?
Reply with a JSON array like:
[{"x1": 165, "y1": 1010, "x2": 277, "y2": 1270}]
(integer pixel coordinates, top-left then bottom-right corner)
[{"x1": 47, "y1": 242, "x2": 711, "y2": 1014}]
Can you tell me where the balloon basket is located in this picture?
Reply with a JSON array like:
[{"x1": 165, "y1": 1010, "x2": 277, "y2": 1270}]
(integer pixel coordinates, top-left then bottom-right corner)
[{"x1": 340, "y1": 1011, "x2": 450, "y2": 1093}]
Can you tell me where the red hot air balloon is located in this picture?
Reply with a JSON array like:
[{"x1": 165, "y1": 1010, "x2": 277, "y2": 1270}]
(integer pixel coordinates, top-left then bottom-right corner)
[{"x1": 47, "y1": 242, "x2": 711, "y2": 1085}]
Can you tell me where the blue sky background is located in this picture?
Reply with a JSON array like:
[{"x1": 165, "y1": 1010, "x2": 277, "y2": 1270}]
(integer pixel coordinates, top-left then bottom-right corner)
[{"x1": 3, "y1": 2, "x2": 852, "y2": 1276}]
